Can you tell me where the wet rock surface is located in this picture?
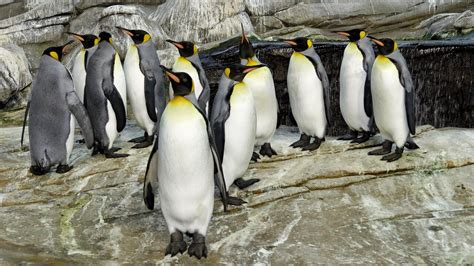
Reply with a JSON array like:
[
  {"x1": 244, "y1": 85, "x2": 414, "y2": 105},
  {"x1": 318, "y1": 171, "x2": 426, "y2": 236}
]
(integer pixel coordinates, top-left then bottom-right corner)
[{"x1": 0, "y1": 124, "x2": 473, "y2": 264}]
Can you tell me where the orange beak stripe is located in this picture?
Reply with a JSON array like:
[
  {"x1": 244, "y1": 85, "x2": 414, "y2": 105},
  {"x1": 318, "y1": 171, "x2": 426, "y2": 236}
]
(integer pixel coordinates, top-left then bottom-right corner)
[
  {"x1": 336, "y1": 32, "x2": 350, "y2": 37},
  {"x1": 370, "y1": 38, "x2": 384, "y2": 47},
  {"x1": 284, "y1": 40, "x2": 297, "y2": 46},
  {"x1": 165, "y1": 71, "x2": 180, "y2": 83}
]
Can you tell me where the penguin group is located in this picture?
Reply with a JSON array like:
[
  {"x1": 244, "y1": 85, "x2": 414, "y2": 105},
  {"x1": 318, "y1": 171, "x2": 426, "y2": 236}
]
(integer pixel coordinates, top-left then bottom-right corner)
[{"x1": 22, "y1": 25, "x2": 419, "y2": 259}]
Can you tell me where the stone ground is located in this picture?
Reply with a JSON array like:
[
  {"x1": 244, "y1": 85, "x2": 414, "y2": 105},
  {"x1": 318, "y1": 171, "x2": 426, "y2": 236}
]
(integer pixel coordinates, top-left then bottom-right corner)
[{"x1": 0, "y1": 123, "x2": 473, "y2": 264}]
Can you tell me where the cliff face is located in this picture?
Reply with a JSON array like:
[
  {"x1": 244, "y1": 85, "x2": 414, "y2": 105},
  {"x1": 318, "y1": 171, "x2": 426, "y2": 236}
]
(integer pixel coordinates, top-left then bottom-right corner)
[{"x1": 0, "y1": 0, "x2": 473, "y2": 109}]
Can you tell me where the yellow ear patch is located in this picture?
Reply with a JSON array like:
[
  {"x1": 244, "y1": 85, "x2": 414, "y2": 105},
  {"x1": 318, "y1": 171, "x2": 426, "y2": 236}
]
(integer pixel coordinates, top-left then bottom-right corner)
[
  {"x1": 360, "y1": 31, "x2": 366, "y2": 39},
  {"x1": 193, "y1": 44, "x2": 198, "y2": 55},
  {"x1": 94, "y1": 38, "x2": 99, "y2": 46},
  {"x1": 394, "y1": 41, "x2": 398, "y2": 52},
  {"x1": 143, "y1": 34, "x2": 151, "y2": 43},
  {"x1": 109, "y1": 37, "x2": 113, "y2": 43},
  {"x1": 224, "y1": 67, "x2": 231, "y2": 78},
  {"x1": 307, "y1": 39, "x2": 313, "y2": 49},
  {"x1": 50, "y1": 51, "x2": 59, "y2": 60}
]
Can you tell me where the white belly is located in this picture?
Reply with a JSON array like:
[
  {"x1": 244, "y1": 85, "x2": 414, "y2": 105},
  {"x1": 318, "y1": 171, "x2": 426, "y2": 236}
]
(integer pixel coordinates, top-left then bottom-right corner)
[
  {"x1": 124, "y1": 46, "x2": 154, "y2": 134},
  {"x1": 222, "y1": 84, "x2": 256, "y2": 190},
  {"x1": 113, "y1": 53, "x2": 127, "y2": 115},
  {"x1": 371, "y1": 57, "x2": 409, "y2": 147},
  {"x1": 158, "y1": 104, "x2": 214, "y2": 235},
  {"x1": 105, "y1": 100, "x2": 118, "y2": 149},
  {"x1": 65, "y1": 114, "x2": 75, "y2": 164},
  {"x1": 72, "y1": 50, "x2": 86, "y2": 103},
  {"x1": 243, "y1": 66, "x2": 277, "y2": 145},
  {"x1": 287, "y1": 52, "x2": 327, "y2": 138},
  {"x1": 340, "y1": 43, "x2": 370, "y2": 131}
]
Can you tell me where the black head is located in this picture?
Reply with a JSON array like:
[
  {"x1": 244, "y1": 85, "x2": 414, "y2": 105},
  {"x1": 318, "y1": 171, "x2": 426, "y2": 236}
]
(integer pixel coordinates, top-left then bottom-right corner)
[
  {"x1": 99, "y1": 31, "x2": 113, "y2": 43},
  {"x1": 166, "y1": 40, "x2": 196, "y2": 57},
  {"x1": 161, "y1": 66, "x2": 194, "y2": 96},
  {"x1": 284, "y1": 37, "x2": 313, "y2": 52},
  {"x1": 239, "y1": 23, "x2": 254, "y2": 59},
  {"x1": 336, "y1": 29, "x2": 367, "y2": 42},
  {"x1": 67, "y1": 32, "x2": 99, "y2": 49},
  {"x1": 224, "y1": 64, "x2": 266, "y2": 82},
  {"x1": 368, "y1": 37, "x2": 397, "y2": 55},
  {"x1": 117, "y1": 27, "x2": 151, "y2": 45},
  {"x1": 42, "y1": 41, "x2": 74, "y2": 61}
]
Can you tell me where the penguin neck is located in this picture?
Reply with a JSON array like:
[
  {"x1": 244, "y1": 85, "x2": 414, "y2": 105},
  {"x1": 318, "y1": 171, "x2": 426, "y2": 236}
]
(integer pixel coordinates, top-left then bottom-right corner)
[{"x1": 170, "y1": 95, "x2": 190, "y2": 105}]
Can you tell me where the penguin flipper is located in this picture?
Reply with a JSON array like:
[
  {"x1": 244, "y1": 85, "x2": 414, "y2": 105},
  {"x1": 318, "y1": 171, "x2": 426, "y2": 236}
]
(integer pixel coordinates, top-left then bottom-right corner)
[
  {"x1": 143, "y1": 136, "x2": 158, "y2": 210},
  {"x1": 306, "y1": 53, "x2": 331, "y2": 126},
  {"x1": 363, "y1": 76, "x2": 373, "y2": 119},
  {"x1": 66, "y1": 91, "x2": 95, "y2": 149},
  {"x1": 21, "y1": 100, "x2": 30, "y2": 148},
  {"x1": 210, "y1": 77, "x2": 233, "y2": 161},
  {"x1": 103, "y1": 80, "x2": 126, "y2": 132},
  {"x1": 191, "y1": 61, "x2": 211, "y2": 111},
  {"x1": 144, "y1": 76, "x2": 158, "y2": 122}
]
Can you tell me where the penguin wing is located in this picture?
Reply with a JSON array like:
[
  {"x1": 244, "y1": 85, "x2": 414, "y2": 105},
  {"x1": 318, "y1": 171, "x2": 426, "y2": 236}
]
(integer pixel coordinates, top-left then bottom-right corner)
[
  {"x1": 20, "y1": 100, "x2": 30, "y2": 147},
  {"x1": 306, "y1": 53, "x2": 331, "y2": 126},
  {"x1": 210, "y1": 76, "x2": 234, "y2": 161},
  {"x1": 389, "y1": 53, "x2": 416, "y2": 135},
  {"x1": 191, "y1": 61, "x2": 211, "y2": 111},
  {"x1": 357, "y1": 41, "x2": 375, "y2": 119},
  {"x1": 66, "y1": 91, "x2": 94, "y2": 149},
  {"x1": 143, "y1": 137, "x2": 158, "y2": 210},
  {"x1": 102, "y1": 78, "x2": 126, "y2": 132},
  {"x1": 139, "y1": 61, "x2": 158, "y2": 123}
]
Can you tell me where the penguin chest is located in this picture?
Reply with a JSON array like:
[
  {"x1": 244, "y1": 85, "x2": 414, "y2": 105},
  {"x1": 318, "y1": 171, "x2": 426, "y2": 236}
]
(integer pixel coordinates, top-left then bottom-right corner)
[
  {"x1": 287, "y1": 52, "x2": 326, "y2": 136},
  {"x1": 113, "y1": 53, "x2": 127, "y2": 114},
  {"x1": 339, "y1": 43, "x2": 369, "y2": 130},
  {"x1": 172, "y1": 57, "x2": 203, "y2": 98},
  {"x1": 72, "y1": 50, "x2": 87, "y2": 102},
  {"x1": 223, "y1": 84, "x2": 256, "y2": 188}
]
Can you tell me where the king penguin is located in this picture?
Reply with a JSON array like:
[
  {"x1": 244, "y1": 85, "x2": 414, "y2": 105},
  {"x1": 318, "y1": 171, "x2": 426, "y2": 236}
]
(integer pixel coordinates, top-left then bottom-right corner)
[
  {"x1": 285, "y1": 37, "x2": 331, "y2": 151},
  {"x1": 211, "y1": 64, "x2": 266, "y2": 205},
  {"x1": 142, "y1": 67, "x2": 228, "y2": 259},
  {"x1": 84, "y1": 31, "x2": 128, "y2": 158},
  {"x1": 337, "y1": 29, "x2": 375, "y2": 143},
  {"x1": 118, "y1": 27, "x2": 167, "y2": 148},
  {"x1": 167, "y1": 39, "x2": 210, "y2": 113},
  {"x1": 367, "y1": 37, "x2": 419, "y2": 162},
  {"x1": 68, "y1": 32, "x2": 99, "y2": 103},
  {"x1": 21, "y1": 42, "x2": 94, "y2": 175},
  {"x1": 239, "y1": 25, "x2": 278, "y2": 159}
]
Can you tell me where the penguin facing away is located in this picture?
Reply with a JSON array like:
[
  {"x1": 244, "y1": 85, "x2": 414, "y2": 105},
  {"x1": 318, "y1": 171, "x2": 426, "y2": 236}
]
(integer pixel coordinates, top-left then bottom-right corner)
[
  {"x1": 284, "y1": 37, "x2": 331, "y2": 151},
  {"x1": 21, "y1": 42, "x2": 94, "y2": 175},
  {"x1": 211, "y1": 64, "x2": 266, "y2": 205},
  {"x1": 167, "y1": 39, "x2": 210, "y2": 113},
  {"x1": 118, "y1": 27, "x2": 167, "y2": 148},
  {"x1": 84, "y1": 31, "x2": 128, "y2": 158},
  {"x1": 142, "y1": 67, "x2": 228, "y2": 259},
  {"x1": 367, "y1": 37, "x2": 419, "y2": 162},
  {"x1": 68, "y1": 32, "x2": 99, "y2": 103},
  {"x1": 336, "y1": 29, "x2": 375, "y2": 143},
  {"x1": 239, "y1": 25, "x2": 279, "y2": 159}
]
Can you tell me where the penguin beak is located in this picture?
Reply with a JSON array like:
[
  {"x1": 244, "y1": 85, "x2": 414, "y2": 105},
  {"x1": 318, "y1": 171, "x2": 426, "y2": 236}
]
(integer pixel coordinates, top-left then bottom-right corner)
[
  {"x1": 116, "y1": 26, "x2": 133, "y2": 37},
  {"x1": 166, "y1": 40, "x2": 184, "y2": 49},
  {"x1": 66, "y1": 32, "x2": 85, "y2": 42},
  {"x1": 282, "y1": 39, "x2": 297, "y2": 46},
  {"x1": 240, "y1": 23, "x2": 250, "y2": 45},
  {"x1": 335, "y1": 31, "x2": 350, "y2": 37},
  {"x1": 161, "y1": 65, "x2": 180, "y2": 83},
  {"x1": 243, "y1": 64, "x2": 266, "y2": 73},
  {"x1": 61, "y1": 40, "x2": 75, "y2": 54},
  {"x1": 367, "y1": 36, "x2": 384, "y2": 46}
]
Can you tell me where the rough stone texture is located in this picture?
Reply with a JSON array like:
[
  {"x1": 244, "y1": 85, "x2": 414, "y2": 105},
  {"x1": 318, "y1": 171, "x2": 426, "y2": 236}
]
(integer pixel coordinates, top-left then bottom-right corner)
[
  {"x1": 0, "y1": 124, "x2": 473, "y2": 263},
  {"x1": 0, "y1": 44, "x2": 32, "y2": 108}
]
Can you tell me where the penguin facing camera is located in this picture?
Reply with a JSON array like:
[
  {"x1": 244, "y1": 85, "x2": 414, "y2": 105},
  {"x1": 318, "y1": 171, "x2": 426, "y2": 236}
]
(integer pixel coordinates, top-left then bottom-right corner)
[
  {"x1": 284, "y1": 37, "x2": 331, "y2": 151},
  {"x1": 368, "y1": 36, "x2": 419, "y2": 162},
  {"x1": 142, "y1": 67, "x2": 228, "y2": 259},
  {"x1": 118, "y1": 26, "x2": 167, "y2": 148},
  {"x1": 22, "y1": 41, "x2": 94, "y2": 175}
]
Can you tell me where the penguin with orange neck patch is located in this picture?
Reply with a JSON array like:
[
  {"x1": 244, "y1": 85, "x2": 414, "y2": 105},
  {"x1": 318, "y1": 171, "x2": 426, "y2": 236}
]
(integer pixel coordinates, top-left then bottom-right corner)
[{"x1": 368, "y1": 37, "x2": 419, "y2": 162}]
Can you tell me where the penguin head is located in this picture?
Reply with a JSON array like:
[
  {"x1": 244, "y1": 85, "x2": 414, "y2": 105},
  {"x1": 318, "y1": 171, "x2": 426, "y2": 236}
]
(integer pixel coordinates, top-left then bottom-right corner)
[
  {"x1": 368, "y1": 36, "x2": 398, "y2": 55},
  {"x1": 283, "y1": 37, "x2": 313, "y2": 52},
  {"x1": 336, "y1": 29, "x2": 367, "y2": 42},
  {"x1": 166, "y1": 40, "x2": 197, "y2": 57},
  {"x1": 117, "y1": 27, "x2": 151, "y2": 45},
  {"x1": 161, "y1": 66, "x2": 194, "y2": 96},
  {"x1": 67, "y1": 32, "x2": 99, "y2": 49},
  {"x1": 239, "y1": 23, "x2": 255, "y2": 60},
  {"x1": 98, "y1": 31, "x2": 113, "y2": 44},
  {"x1": 224, "y1": 64, "x2": 266, "y2": 82},
  {"x1": 42, "y1": 41, "x2": 74, "y2": 61}
]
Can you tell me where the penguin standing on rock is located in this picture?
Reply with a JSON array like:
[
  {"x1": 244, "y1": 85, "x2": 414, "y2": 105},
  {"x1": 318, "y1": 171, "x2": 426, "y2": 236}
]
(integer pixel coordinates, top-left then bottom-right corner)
[
  {"x1": 285, "y1": 37, "x2": 330, "y2": 151},
  {"x1": 84, "y1": 31, "x2": 128, "y2": 158},
  {"x1": 337, "y1": 29, "x2": 375, "y2": 143},
  {"x1": 239, "y1": 25, "x2": 278, "y2": 160},
  {"x1": 211, "y1": 64, "x2": 265, "y2": 205},
  {"x1": 68, "y1": 32, "x2": 99, "y2": 103},
  {"x1": 118, "y1": 27, "x2": 167, "y2": 148},
  {"x1": 167, "y1": 39, "x2": 210, "y2": 112},
  {"x1": 142, "y1": 67, "x2": 228, "y2": 259},
  {"x1": 368, "y1": 37, "x2": 419, "y2": 162},
  {"x1": 22, "y1": 42, "x2": 94, "y2": 175}
]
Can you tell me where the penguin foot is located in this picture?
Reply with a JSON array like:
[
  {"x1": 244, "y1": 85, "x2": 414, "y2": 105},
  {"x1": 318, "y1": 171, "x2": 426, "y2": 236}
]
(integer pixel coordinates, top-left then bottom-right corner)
[
  {"x1": 129, "y1": 136, "x2": 146, "y2": 143},
  {"x1": 56, "y1": 164, "x2": 73, "y2": 173},
  {"x1": 302, "y1": 138, "x2": 322, "y2": 151},
  {"x1": 109, "y1": 147, "x2": 121, "y2": 153},
  {"x1": 228, "y1": 196, "x2": 247, "y2": 206},
  {"x1": 381, "y1": 147, "x2": 404, "y2": 162},
  {"x1": 338, "y1": 130, "x2": 358, "y2": 140},
  {"x1": 132, "y1": 137, "x2": 153, "y2": 149},
  {"x1": 351, "y1": 131, "x2": 371, "y2": 144},
  {"x1": 368, "y1": 140, "x2": 393, "y2": 155},
  {"x1": 290, "y1": 134, "x2": 310, "y2": 148},
  {"x1": 30, "y1": 165, "x2": 50, "y2": 175},
  {"x1": 259, "y1": 143, "x2": 277, "y2": 157},
  {"x1": 234, "y1": 177, "x2": 260, "y2": 189},
  {"x1": 165, "y1": 231, "x2": 187, "y2": 257},
  {"x1": 188, "y1": 233, "x2": 208, "y2": 259},
  {"x1": 105, "y1": 150, "x2": 129, "y2": 158},
  {"x1": 251, "y1": 152, "x2": 260, "y2": 162},
  {"x1": 76, "y1": 138, "x2": 85, "y2": 144},
  {"x1": 405, "y1": 139, "x2": 419, "y2": 150}
]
